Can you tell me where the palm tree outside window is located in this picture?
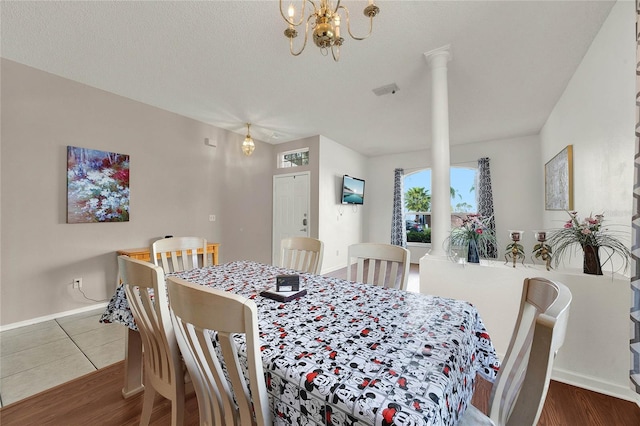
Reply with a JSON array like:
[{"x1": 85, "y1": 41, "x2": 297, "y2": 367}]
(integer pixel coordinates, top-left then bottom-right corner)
[{"x1": 404, "y1": 167, "x2": 477, "y2": 244}]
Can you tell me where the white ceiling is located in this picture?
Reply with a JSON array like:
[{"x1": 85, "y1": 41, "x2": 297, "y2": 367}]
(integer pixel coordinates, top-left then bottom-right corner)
[{"x1": 1, "y1": 1, "x2": 616, "y2": 156}]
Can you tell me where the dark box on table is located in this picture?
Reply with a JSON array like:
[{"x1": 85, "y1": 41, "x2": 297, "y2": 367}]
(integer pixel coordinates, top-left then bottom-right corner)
[{"x1": 276, "y1": 274, "x2": 300, "y2": 292}]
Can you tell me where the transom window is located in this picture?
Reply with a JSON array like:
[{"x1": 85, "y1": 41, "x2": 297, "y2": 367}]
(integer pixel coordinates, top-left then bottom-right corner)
[{"x1": 278, "y1": 147, "x2": 310, "y2": 168}]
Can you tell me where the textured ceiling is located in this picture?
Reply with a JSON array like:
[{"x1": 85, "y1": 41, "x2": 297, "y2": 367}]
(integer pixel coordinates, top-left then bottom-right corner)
[{"x1": 1, "y1": 1, "x2": 616, "y2": 156}]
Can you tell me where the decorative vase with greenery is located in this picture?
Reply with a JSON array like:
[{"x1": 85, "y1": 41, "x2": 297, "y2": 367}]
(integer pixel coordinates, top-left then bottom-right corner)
[
  {"x1": 447, "y1": 214, "x2": 497, "y2": 263},
  {"x1": 547, "y1": 211, "x2": 630, "y2": 275}
]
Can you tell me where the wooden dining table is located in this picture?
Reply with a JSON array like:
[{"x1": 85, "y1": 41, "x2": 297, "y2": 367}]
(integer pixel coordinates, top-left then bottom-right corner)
[{"x1": 101, "y1": 260, "x2": 499, "y2": 426}]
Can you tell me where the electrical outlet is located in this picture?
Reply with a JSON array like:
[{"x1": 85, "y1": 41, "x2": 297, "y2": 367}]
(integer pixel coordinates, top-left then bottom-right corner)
[
  {"x1": 209, "y1": 214, "x2": 216, "y2": 222},
  {"x1": 73, "y1": 278, "x2": 82, "y2": 289}
]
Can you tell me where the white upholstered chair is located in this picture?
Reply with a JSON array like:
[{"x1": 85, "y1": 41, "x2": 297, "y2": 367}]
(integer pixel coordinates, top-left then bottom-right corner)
[
  {"x1": 118, "y1": 255, "x2": 188, "y2": 426},
  {"x1": 346, "y1": 243, "x2": 410, "y2": 291},
  {"x1": 279, "y1": 236, "x2": 324, "y2": 274},
  {"x1": 151, "y1": 236, "x2": 208, "y2": 273},
  {"x1": 459, "y1": 277, "x2": 572, "y2": 426},
  {"x1": 166, "y1": 276, "x2": 271, "y2": 426}
]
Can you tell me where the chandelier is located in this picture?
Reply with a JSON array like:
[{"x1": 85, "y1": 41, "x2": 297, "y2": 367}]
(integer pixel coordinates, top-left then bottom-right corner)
[
  {"x1": 280, "y1": 0, "x2": 380, "y2": 61},
  {"x1": 242, "y1": 123, "x2": 255, "y2": 156}
]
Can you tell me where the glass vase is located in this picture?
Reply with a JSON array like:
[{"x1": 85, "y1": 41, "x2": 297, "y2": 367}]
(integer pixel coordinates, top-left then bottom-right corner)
[
  {"x1": 582, "y1": 244, "x2": 602, "y2": 275},
  {"x1": 467, "y1": 239, "x2": 480, "y2": 264}
]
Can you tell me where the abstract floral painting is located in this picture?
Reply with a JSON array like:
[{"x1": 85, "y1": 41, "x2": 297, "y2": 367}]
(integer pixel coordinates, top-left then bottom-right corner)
[{"x1": 67, "y1": 146, "x2": 130, "y2": 223}]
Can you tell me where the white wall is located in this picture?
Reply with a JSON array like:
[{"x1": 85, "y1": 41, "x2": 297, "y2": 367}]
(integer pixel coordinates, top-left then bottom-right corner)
[
  {"x1": 536, "y1": 0, "x2": 635, "y2": 398},
  {"x1": 0, "y1": 59, "x2": 274, "y2": 326},
  {"x1": 539, "y1": 0, "x2": 635, "y2": 395},
  {"x1": 423, "y1": 0, "x2": 637, "y2": 404},
  {"x1": 366, "y1": 135, "x2": 543, "y2": 258},
  {"x1": 540, "y1": 0, "x2": 634, "y2": 274},
  {"x1": 318, "y1": 136, "x2": 367, "y2": 272}
]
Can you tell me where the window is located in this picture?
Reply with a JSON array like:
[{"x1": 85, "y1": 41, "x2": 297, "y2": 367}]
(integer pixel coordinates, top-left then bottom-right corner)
[
  {"x1": 278, "y1": 147, "x2": 310, "y2": 168},
  {"x1": 404, "y1": 167, "x2": 477, "y2": 243}
]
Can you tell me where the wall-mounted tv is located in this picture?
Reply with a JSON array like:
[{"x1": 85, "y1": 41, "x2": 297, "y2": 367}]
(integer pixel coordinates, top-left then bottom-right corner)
[{"x1": 341, "y1": 175, "x2": 365, "y2": 205}]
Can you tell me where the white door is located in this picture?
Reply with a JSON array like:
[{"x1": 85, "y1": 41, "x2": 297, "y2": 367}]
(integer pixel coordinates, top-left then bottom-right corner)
[{"x1": 273, "y1": 172, "x2": 310, "y2": 265}]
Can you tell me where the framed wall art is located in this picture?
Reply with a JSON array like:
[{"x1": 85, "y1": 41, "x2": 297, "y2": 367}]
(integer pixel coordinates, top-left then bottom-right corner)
[
  {"x1": 544, "y1": 145, "x2": 573, "y2": 211},
  {"x1": 67, "y1": 146, "x2": 130, "y2": 223}
]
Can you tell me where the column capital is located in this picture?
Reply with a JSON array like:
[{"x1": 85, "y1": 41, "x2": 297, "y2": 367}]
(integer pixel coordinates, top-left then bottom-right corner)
[{"x1": 423, "y1": 44, "x2": 452, "y2": 68}]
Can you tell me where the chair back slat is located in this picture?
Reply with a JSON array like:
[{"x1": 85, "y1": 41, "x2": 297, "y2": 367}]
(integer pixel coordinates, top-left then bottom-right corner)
[
  {"x1": 279, "y1": 237, "x2": 324, "y2": 274},
  {"x1": 167, "y1": 277, "x2": 271, "y2": 426},
  {"x1": 152, "y1": 237, "x2": 208, "y2": 273},
  {"x1": 347, "y1": 243, "x2": 410, "y2": 290},
  {"x1": 118, "y1": 255, "x2": 185, "y2": 425},
  {"x1": 487, "y1": 277, "x2": 571, "y2": 426}
]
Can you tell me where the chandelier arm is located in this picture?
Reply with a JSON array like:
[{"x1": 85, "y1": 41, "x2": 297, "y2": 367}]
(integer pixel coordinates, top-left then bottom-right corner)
[
  {"x1": 289, "y1": 15, "x2": 313, "y2": 56},
  {"x1": 339, "y1": 5, "x2": 375, "y2": 41},
  {"x1": 332, "y1": 0, "x2": 342, "y2": 14},
  {"x1": 279, "y1": 0, "x2": 312, "y2": 27}
]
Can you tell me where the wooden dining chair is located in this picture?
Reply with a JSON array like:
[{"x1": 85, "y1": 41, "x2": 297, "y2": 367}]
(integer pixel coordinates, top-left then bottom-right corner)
[
  {"x1": 166, "y1": 276, "x2": 271, "y2": 426},
  {"x1": 459, "y1": 277, "x2": 572, "y2": 426},
  {"x1": 279, "y1": 236, "x2": 324, "y2": 274},
  {"x1": 346, "y1": 243, "x2": 410, "y2": 290},
  {"x1": 118, "y1": 255, "x2": 188, "y2": 426},
  {"x1": 151, "y1": 236, "x2": 208, "y2": 273}
]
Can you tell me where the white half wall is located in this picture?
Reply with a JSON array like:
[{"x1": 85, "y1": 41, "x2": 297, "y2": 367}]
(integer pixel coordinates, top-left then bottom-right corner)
[{"x1": 420, "y1": 256, "x2": 637, "y2": 403}]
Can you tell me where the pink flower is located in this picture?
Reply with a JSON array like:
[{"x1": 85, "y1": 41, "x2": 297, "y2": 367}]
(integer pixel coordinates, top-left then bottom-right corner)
[
  {"x1": 476, "y1": 229, "x2": 483, "y2": 235},
  {"x1": 581, "y1": 229, "x2": 591, "y2": 235},
  {"x1": 564, "y1": 222, "x2": 573, "y2": 229}
]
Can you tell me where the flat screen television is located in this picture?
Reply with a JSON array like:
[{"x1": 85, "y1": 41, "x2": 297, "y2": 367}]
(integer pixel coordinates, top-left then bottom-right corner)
[{"x1": 341, "y1": 175, "x2": 365, "y2": 205}]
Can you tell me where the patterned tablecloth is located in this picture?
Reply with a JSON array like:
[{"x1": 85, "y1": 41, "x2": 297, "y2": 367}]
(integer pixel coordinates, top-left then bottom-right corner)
[{"x1": 101, "y1": 261, "x2": 499, "y2": 426}]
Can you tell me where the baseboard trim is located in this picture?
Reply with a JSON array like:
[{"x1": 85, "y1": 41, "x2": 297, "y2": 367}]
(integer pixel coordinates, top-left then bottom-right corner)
[
  {"x1": 552, "y1": 367, "x2": 640, "y2": 404},
  {"x1": 320, "y1": 264, "x2": 347, "y2": 274},
  {"x1": 0, "y1": 303, "x2": 108, "y2": 332}
]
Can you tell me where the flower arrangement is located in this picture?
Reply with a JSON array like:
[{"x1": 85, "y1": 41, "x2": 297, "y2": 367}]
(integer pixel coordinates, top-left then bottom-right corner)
[
  {"x1": 448, "y1": 214, "x2": 497, "y2": 262},
  {"x1": 547, "y1": 211, "x2": 630, "y2": 274}
]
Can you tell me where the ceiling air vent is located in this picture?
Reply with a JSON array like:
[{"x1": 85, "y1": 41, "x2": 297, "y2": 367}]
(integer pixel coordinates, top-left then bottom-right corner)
[{"x1": 372, "y1": 83, "x2": 399, "y2": 96}]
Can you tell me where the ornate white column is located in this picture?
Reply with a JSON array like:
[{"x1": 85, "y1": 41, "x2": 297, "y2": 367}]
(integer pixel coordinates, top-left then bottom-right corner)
[{"x1": 424, "y1": 45, "x2": 452, "y2": 258}]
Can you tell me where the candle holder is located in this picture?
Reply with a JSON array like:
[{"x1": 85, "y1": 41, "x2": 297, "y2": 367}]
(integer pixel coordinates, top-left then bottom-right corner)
[
  {"x1": 532, "y1": 231, "x2": 553, "y2": 271},
  {"x1": 504, "y1": 230, "x2": 525, "y2": 268}
]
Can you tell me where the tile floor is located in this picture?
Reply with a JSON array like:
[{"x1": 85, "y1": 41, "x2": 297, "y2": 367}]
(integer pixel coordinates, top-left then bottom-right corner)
[{"x1": 0, "y1": 308, "x2": 125, "y2": 407}]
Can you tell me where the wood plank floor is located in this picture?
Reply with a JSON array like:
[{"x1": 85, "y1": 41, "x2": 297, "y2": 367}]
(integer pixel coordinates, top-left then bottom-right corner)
[
  {"x1": 1, "y1": 361, "x2": 639, "y2": 425},
  {"x1": 472, "y1": 376, "x2": 640, "y2": 426}
]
